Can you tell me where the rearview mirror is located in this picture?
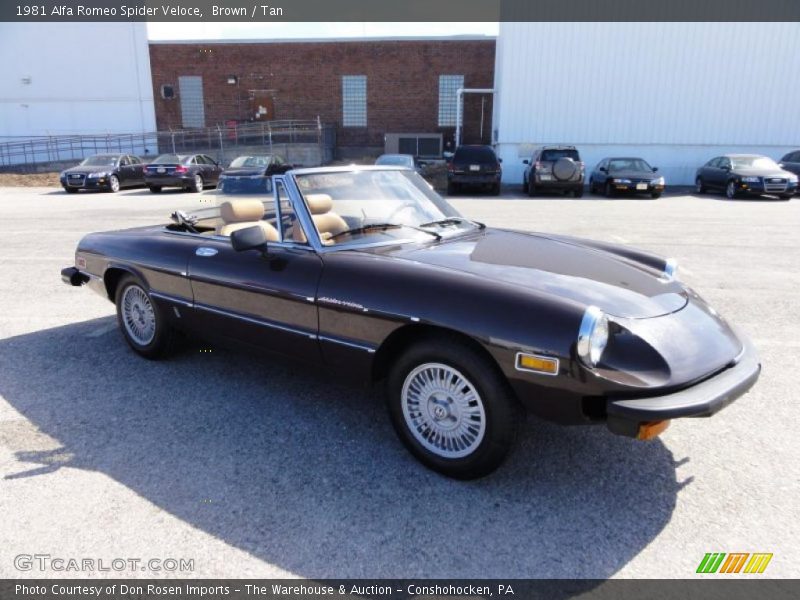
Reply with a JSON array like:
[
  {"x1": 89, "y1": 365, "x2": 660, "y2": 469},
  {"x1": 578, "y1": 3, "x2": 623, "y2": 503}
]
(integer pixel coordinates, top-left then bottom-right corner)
[{"x1": 231, "y1": 225, "x2": 268, "y2": 255}]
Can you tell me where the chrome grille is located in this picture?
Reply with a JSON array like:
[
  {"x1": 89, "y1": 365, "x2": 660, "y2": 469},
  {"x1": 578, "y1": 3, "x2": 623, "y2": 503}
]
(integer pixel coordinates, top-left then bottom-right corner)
[
  {"x1": 763, "y1": 178, "x2": 787, "y2": 193},
  {"x1": 67, "y1": 173, "x2": 86, "y2": 187}
]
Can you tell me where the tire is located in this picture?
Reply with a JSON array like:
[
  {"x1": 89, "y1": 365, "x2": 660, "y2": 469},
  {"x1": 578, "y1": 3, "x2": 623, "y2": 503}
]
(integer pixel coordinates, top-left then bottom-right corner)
[
  {"x1": 527, "y1": 180, "x2": 537, "y2": 197},
  {"x1": 149, "y1": 186, "x2": 161, "y2": 194},
  {"x1": 726, "y1": 180, "x2": 738, "y2": 200},
  {"x1": 64, "y1": 187, "x2": 78, "y2": 194},
  {"x1": 779, "y1": 194, "x2": 792, "y2": 200},
  {"x1": 651, "y1": 192, "x2": 662, "y2": 199},
  {"x1": 191, "y1": 174, "x2": 204, "y2": 193},
  {"x1": 604, "y1": 181, "x2": 615, "y2": 198},
  {"x1": 386, "y1": 337, "x2": 519, "y2": 479},
  {"x1": 490, "y1": 183, "x2": 501, "y2": 196},
  {"x1": 573, "y1": 187, "x2": 584, "y2": 198},
  {"x1": 114, "y1": 274, "x2": 174, "y2": 360},
  {"x1": 588, "y1": 178, "x2": 595, "y2": 194},
  {"x1": 522, "y1": 177, "x2": 528, "y2": 194},
  {"x1": 447, "y1": 181, "x2": 456, "y2": 196},
  {"x1": 108, "y1": 175, "x2": 120, "y2": 193},
  {"x1": 695, "y1": 177, "x2": 706, "y2": 194}
]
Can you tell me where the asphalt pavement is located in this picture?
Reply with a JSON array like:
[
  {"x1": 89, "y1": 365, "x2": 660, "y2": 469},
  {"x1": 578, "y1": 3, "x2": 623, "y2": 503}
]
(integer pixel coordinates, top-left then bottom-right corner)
[{"x1": 0, "y1": 185, "x2": 798, "y2": 579}]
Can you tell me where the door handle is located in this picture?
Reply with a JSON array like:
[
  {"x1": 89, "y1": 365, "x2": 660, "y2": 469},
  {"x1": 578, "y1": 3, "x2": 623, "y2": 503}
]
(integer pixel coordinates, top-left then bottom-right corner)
[{"x1": 196, "y1": 247, "x2": 218, "y2": 257}]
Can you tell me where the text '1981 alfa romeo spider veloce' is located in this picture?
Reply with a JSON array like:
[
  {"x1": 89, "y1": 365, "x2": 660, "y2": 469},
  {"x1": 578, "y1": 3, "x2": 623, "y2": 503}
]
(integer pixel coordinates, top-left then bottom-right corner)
[{"x1": 62, "y1": 166, "x2": 761, "y2": 479}]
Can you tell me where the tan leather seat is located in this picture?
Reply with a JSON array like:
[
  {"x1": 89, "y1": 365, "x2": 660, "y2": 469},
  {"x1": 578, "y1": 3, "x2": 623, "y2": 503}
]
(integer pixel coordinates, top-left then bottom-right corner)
[
  {"x1": 216, "y1": 199, "x2": 279, "y2": 240},
  {"x1": 306, "y1": 193, "x2": 348, "y2": 244}
]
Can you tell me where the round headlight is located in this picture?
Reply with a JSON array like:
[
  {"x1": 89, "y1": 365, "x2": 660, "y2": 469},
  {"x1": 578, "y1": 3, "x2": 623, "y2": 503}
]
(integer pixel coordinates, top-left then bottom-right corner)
[
  {"x1": 577, "y1": 306, "x2": 609, "y2": 367},
  {"x1": 662, "y1": 258, "x2": 679, "y2": 281}
]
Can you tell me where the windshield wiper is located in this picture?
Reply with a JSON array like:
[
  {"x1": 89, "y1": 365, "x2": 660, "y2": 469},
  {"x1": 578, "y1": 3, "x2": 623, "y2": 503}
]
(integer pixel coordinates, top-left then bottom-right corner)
[
  {"x1": 330, "y1": 223, "x2": 441, "y2": 241},
  {"x1": 419, "y1": 217, "x2": 485, "y2": 230}
]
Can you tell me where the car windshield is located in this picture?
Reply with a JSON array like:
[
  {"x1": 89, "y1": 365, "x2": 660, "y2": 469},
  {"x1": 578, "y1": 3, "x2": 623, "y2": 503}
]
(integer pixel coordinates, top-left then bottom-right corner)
[
  {"x1": 376, "y1": 155, "x2": 414, "y2": 168},
  {"x1": 152, "y1": 154, "x2": 185, "y2": 164},
  {"x1": 453, "y1": 147, "x2": 496, "y2": 163},
  {"x1": 541, "y1": 149, "x2": 579, "y2": 161},
  {"x1": 607, "y1": 158, "x2": 652, "y2": 172},
  {"x1": 731, "y1": 156, "x2": 779, "y2": 170},
  {"x1": 294, "y1": 169, "x2": 471, "y2": 246},
  {"x1": 229, "y1": 156, "x2": 270, "y2": 168},
  {"x1": 80, "y1": 155, "x2": 118, "y2": 166}
]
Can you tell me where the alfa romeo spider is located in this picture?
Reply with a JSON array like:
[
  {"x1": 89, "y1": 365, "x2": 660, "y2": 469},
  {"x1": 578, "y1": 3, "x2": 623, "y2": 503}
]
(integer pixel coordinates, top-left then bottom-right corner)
[{"x1": 62, "y1": 166, "x2": 760, "y2": 478}]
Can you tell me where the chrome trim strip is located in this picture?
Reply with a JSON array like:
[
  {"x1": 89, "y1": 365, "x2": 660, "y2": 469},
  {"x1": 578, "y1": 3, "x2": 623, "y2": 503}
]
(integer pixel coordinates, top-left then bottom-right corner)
[
  {"x1": 318, "y1": 334, "x2": 376, "y2": 354},
  {"x1": 514, "y1": 351, "x2": 560, "y2": 377},
  {"x1": 194, "y1": 303, "x2": 317, "y2": 339},
  {"x1": 149, "y1": 291, "x2": 193, "y2": 308}
]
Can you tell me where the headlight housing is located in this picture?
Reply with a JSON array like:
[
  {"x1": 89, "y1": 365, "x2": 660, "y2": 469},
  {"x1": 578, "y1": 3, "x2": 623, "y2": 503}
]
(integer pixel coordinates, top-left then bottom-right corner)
[
  {"x1": 88, "y1": 172, "x2": 108, "y2": 178},
  {"x1": 576, "y1": 306, "x2": 609, "y2": 367},
  {"x1": 652, "y1": 176, "x2": 665, "y2": 186},
  {"x1": 741, "y1": 176, "x2": 760, "y2": 183}
]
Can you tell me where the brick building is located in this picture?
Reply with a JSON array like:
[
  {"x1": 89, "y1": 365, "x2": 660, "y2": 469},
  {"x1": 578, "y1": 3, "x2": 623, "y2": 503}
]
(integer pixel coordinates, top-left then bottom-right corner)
[{"x1": 148, "y1": 37, "x2": 495, "y2": 156}]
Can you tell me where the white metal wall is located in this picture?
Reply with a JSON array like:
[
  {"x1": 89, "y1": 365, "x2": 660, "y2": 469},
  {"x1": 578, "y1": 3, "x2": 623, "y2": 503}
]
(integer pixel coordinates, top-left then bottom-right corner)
[
  {"x1": 0, "y1": 23, "x2": 156, "y2": 137},
  {"x1": 493, "y1": 23, "x2": 800, "y2": 185}
]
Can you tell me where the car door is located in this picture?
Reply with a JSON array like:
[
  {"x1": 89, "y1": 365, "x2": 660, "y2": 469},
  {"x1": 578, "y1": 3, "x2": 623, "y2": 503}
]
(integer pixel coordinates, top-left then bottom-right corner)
[
  {"x1": 186, "y1": 179, "x2": 323, "y2": 361},
  {"x1": 127, "y1": 155, "x2": 145, "y2": 184},
  {"x1": 714, "y1": 157, "x2": 733, "y2": 188},
  {"x1": 117, "y1": 155, "x2": 135, "y2": 186},
  {"x1": 595, "y1": 159, "x2": 608, "y2": 185},
  {"x1": 202, "y1": 155, "x2": 222, "y2": 183},
  {"x1": 703, "y1": 158, "x2": 722, "y2": 188}
]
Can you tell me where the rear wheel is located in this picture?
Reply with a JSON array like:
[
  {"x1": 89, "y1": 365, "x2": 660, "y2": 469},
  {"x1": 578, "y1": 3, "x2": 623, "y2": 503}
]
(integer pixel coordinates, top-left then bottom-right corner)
[
  {"x1": 527, "y1": 180, "x2": 537, "y2": 197},
  {"x1": 191, "y1": 174, "x2": 204, "y2": 193},
  {"x1": 490, "y1": 183, "x2": 501, "y2": 196},
  {"x1": 573, "y1": 187, "x2": 584, "y2": 198},
  {"x1": 651, "y1": 192, "x2": 662, "y2": 199},
  {"x1": 148, "y1": 186, "x2": 161, "y2": 194},
  {"x1": 726, "y1": 180, "x2": 738, "y2": 199},
  {"x1": 108, "y1": 175, "x2": 120, "y2": 193},
  {"x1": 695, "y1": 177, "x2": 706, "y2": 194},
  {"x1": 386, "y1": 338, "x2": 518, "y2": 479},
  {"x1": 115, "y1": 274, "x2": 174, "y2": 359}
]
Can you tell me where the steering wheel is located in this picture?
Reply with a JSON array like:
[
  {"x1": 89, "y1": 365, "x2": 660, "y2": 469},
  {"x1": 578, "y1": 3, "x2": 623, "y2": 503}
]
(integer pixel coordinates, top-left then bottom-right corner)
[{"x1": 385, "y1": 201, "x2": 419, "y2": 223}]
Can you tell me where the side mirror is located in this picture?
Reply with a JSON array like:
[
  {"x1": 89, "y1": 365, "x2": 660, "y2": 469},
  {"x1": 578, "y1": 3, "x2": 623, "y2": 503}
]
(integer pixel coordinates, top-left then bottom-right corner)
[
  {"x1": 721, "y1": 165, "x2": 730, "y2": 171},
  {"x1": 652, "y1": 167, "x2": 659, "y2": 172},
  {"x1": 522, "y1": 159, "x2": 529, "y2": 165},
  {"x1": 498, "y1": 158, "x2": 503, "y2": 163},
  {"x1": 599, "y1": 167, "x2": 607, "y2": 173},
  {"x1": 231, "y1": 225, "x2": 268, "y2": 255}
]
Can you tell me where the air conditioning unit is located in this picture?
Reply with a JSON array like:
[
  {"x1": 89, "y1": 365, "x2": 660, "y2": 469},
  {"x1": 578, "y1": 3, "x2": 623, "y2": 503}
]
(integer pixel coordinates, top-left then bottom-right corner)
[
  {"x1": 160, "y1": 84, "x2": 175, "y2": 100},
  {"x1": 384, "y1": 133, "x2": 442, "y2": 158}
]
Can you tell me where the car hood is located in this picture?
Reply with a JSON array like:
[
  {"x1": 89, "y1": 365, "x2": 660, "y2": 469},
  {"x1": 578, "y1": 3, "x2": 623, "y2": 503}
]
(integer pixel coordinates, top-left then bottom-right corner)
[
  {"x1": 63, "y1": 165, "x2": 115, "y2": 174},
  {"x1": 606, "y1": 170, "x2": 659, "y2": 180},
  {"x1": 222, "y1": 168, "x2": 266, "y2": 177},
  {"x1": 372, "y1": 229, "x2": 688, "y2": 319},
  {"x1": 733, "y1": 168, "x2": 794, "y2": 178}
]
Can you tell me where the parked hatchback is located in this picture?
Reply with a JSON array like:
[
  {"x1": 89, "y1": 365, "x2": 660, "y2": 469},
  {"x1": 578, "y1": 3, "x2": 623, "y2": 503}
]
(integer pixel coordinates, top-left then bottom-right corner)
[
  {"x1": 144, "y1": 154, "x2": 223, "y2": 193},
  {"x1": 447, "y1": 145, "x2": 502, "y2": 195},
  {"x1": 523, "y1": 146, "x2": 584, "y2": 197},
  {"x1": 695, "y1": 154, "x2": 797, "y2": 200}
]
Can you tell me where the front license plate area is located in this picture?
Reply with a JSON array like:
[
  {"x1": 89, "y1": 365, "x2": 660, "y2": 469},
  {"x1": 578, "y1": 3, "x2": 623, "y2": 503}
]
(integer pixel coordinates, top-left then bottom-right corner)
[{"x1": 636, "y1": 183, "x2": 648, "y2": 190}]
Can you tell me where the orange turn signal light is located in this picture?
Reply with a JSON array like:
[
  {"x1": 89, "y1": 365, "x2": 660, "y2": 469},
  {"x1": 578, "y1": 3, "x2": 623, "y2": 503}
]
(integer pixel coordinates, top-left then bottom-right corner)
[
  {"x1": 516, "y1": 353, "x2": 559, "y2": 375},
  {"x1": 637, "y1": 420, "x2": 670, "y2": 440}
]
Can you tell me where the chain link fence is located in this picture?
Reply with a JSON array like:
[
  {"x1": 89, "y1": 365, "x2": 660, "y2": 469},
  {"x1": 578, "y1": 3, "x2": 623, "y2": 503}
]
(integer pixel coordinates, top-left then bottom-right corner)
[{"x1": 0, "y1": 119, "x2": 336, "y2": 172}]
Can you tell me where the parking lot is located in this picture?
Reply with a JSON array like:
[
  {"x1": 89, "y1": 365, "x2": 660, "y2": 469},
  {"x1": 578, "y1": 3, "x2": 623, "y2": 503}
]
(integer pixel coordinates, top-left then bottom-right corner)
[{"x1": 0, "y1": 185, "x2": 798, "y2": 579}]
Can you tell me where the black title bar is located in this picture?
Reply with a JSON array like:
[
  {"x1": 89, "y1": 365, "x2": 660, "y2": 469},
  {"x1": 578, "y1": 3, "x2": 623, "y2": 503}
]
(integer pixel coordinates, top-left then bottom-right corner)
[{"x1": 2, "y1": 0, "x2": 800, "y2": 22}]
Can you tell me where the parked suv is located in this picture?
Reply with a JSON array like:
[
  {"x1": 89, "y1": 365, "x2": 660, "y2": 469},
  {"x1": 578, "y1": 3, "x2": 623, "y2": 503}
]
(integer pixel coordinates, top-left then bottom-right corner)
[
  {"x1": 523, "y1": 146, "x2": 584, "y2": 197},
  {"x1": 447, "y1": 145, "x2": 502, "y2": 195}
]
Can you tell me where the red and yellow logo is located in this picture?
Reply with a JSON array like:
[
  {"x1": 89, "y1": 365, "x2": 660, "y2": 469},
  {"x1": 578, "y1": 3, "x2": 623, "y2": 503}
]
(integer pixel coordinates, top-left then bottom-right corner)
[{"x1": 696, "y1": 552, "x2": 773, "y2": 574}]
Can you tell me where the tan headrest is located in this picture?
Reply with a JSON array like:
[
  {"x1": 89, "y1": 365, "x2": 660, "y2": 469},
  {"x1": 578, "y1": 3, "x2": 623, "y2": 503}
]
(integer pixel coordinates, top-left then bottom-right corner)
[
  {"x1": 306, "y1": 193, "x2": 333, "y2": 215},
  {"x1": 220, "y1": 199, "x2": 265, "y2": 223}
]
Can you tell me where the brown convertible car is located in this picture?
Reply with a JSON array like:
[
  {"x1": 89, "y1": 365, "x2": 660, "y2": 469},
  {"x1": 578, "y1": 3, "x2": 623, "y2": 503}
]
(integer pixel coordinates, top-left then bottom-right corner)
[{"x1": 62, "y1": 166, "x2": 760, "y2": 478}]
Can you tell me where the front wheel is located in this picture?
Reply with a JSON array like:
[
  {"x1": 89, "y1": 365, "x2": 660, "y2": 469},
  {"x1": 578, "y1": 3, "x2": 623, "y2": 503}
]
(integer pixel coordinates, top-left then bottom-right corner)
[
  {"x1": 695, "y1": 177, "x2": 706, "y2": 194},
  {"x1": 490, "y1": 183, "x2": 501, "y2": 196},
  {"x1": 779, "y1": 194, "x2": 792, "y2": 200},
  {"x1": 115, "y1": 275, "x2": 174, "y2": 359},
  {"x1": 108, "y1": 175, "x2": 120, "y2": 193},
  {"x1": 386, "y1": 338, "x2": 519, "y2": 479},
  {"x1": 148, "y1": 186, "x2": 161, "y2": 194},
  {"x1": 573, "y1": 187, "x2": 583, "y2": 198},
  {"x1": 726, "y1": 180, "x2": 738, "y2": 199},
  {"x1": 604, "y1": 181, "x2": 615, "y2": 198}
]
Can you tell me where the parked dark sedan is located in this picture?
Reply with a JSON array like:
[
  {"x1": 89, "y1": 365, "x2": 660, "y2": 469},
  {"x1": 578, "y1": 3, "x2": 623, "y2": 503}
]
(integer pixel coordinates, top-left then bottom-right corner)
[
  {"x1": 447, "y1": 145, "x2": 502, "y2": 195},
  {"x1": 695, "y1": 154, "x2": 797, "y2": 200},
  {"x1": 778, "y1": 150, "x2": 800, "y2": 192},
  {"x1": 218, "y1": 154, "x2": 292, "y2": 194},
  {"x1": 144, "y1": 154, "x2": 223, "y2": 193},
  {"x1": 61, "y1": 166, "x2": 760, "y2": 479},
  {"x1": 589, "y1": 157, "x2": 665, "y2": 198},
  {"x1": 60, "y1": 153, "x2": 145, "y2": 193}
]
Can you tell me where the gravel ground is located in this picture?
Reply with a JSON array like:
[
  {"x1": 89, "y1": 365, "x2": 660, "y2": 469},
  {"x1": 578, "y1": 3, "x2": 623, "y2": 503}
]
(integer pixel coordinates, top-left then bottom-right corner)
[{"x1": 0, "y1": 185, "x2": 798, "y2": 579}]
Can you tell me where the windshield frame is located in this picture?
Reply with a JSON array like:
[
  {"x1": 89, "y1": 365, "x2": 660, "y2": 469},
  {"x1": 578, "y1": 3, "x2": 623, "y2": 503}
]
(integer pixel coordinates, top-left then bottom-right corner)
[
  {"x1": 79, "y1": 154, "x2": 120, "y2": 167},
  {"x1": 730, "y1": 156, "x2": 780, "y2": 170},
  {"x1": 287, "y1": 167, "x2": 473, "y2": 252}
]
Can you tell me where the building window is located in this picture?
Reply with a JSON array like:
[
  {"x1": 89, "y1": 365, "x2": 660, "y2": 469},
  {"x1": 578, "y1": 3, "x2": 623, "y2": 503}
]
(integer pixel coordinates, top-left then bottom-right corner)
[
  {"x1": 178, "y1": 76, "x2": 205, "y2": 128},
  {"x1": 438, "y1": 75, "x2": 464, "y2": 127},
  {"x1": 342, "y1": 75, "x2": 367, "y2": 127}
]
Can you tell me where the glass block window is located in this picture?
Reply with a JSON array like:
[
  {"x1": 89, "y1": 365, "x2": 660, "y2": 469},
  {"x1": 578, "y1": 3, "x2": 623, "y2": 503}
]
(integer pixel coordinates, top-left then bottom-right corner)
[
  {"x1": 178, "y1": 76, "x2": 205, "y2": 128},
  {"x1": 438, "y1": 75, "x2": 464, "y2": 127},
  {"x1": 342, "y1": 75, "x2": 367, "y2": 127}
]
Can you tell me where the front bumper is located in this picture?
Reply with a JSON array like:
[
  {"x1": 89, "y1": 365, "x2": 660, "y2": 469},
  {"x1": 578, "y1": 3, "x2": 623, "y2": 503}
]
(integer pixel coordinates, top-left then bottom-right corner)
[
  {"x1": 605, "y1": 335, "x2": 760, "y2": 437},
  {"x1": 533, "y1": 177, "x2": 583, "y2": 190},
  {"x1": 737, "y1": 181, "x2": 798, "y2": 196},
  {"x1": 611, "y1": 182, "x2": 665, "y2": 194},
  {"x1": 61, "y1": 177, "x2": 112, "y2": 190}
]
